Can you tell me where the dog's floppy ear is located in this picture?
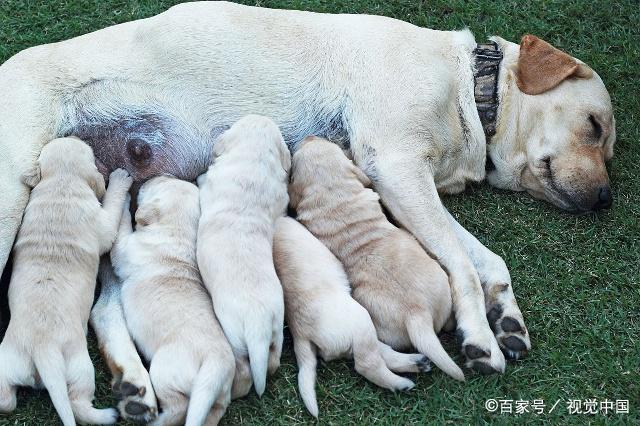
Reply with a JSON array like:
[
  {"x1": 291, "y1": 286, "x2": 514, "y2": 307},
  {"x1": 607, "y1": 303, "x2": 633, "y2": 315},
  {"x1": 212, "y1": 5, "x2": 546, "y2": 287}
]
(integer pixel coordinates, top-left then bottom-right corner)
[
  {"x1": 134, "y1": 203, "x2": 160, "y2": 227},
  {"x1": 350, "y1": 164, "x2": 372, "y2": 188},
  {"x1": 516, "y1": 34, "x2": 593, "y2": 95},
  {"x1": 22, "y1": 164, "x2": 41, "y2": 188}
]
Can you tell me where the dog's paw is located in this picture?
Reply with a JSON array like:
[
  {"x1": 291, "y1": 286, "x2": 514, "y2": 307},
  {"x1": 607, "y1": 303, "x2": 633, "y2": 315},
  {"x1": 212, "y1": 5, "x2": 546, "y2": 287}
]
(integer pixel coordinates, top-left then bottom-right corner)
[
  {"x1": 112, "y1": 379, "x2": 158, "y2": 423},
  {"x1": 458, "y1": 325, "x2": 506, "y2": 375},
  {"x1": 108, "y1": 168, "x2": 134, "y2": 189},
  {"x1": 487, "y1": 302, "x2": 531, "y2": 360}
]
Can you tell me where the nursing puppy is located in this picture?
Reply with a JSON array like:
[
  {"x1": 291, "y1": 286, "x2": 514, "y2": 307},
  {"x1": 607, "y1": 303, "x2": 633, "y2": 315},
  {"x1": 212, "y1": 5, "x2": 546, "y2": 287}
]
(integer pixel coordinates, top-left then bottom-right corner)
[
  {"x1": 290, "y1": 137, "x2": 464, "y2": 381},
  {"x1": 0, "y1": 137, "x2": 132, "y2": 425},
  {"x1": 197, "y1": 115, "x2": 290, "y2": 398},
  {"x1": 274, "y1": 217, "x2": 430, "y2": 417},
  {"x1": 111, "y1": 176, "x2": 235, "y2": 426}
]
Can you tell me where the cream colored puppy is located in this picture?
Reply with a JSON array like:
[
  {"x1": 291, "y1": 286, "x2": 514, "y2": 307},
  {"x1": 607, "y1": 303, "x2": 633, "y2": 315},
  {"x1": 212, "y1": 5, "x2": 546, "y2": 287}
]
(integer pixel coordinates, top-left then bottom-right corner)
[
  {"x1": 197, "y1": 115, "x2": 290, "y2": 398},
  {"x1": 0, "y1": 137, "x2": 132, "y2": 425},
  {"x1": 290, "y1": 137, "x2": 465, "y2": 381},
  {"x1": 274, "y1": 217, "x2": 430, "y2": 417},
  {"x1": 111, "y1": 176, "x2": 235, "y2": 426}
]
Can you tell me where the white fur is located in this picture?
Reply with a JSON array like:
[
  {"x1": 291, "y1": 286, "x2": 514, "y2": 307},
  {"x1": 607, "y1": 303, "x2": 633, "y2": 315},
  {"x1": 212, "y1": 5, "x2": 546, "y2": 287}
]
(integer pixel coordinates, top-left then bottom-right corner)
[
  {"x1": 0, "y1": 1, "x2": 613, "y2": 371},
  {"x1": 111, "y1": 176, "x2": 235, "y2": 426},
  {"x1": 0, "y1": 137, "x2": 131, "y2": 425},
  {"x1": 274, "y1": 217, "x2": 429, "y2": 417},
  {"x1": 197, "y1": 115, "x2": 290, "y2": 398}
]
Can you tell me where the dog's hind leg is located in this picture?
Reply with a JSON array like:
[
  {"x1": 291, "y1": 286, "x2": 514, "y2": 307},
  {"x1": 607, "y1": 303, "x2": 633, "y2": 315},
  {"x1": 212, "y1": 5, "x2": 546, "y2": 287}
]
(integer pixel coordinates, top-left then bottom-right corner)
[
  {"x1": 371, "y1": 153, "x2": 506, "y2": 374},
  {"x1": 352, "y1": 334, "x2": 415, "y2": 392},
  {"x1": 267, "y1": 322, "x2": 283, "y2": 375},
  {"x1": 148, "y1": 349, "x2": 191, "y2": 426},
  {"x1": 91, "y1": 257, "x2": 158, "y2": 422},
  {"x1": 66, "y1": 348, "x2": 118, "y2": 425},
  {"x1": 0, "y1": 343, "x2": 30, "y2": 413},
  {"x1": 377, "y1": 342, "x2": 431, "y2": 374},
  {"x1": 444, "y1": 209, "x2": 531, "y2": 360},
  {"x1": 231, "y1": 355, "x2": 252, "y2": 399}
]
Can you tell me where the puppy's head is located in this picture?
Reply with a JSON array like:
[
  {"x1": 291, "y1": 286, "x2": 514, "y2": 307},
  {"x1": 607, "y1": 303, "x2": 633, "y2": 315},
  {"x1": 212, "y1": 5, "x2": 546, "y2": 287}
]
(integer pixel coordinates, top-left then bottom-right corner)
[
  {"x1": 26, "y1": 137, "x2": 106, "y2": 197},
  {"x1": 289, "y1": 136, "x2": 371, "y2": 209},
  {"x1": 214, "y1": 114, "x2": 291, "y2": 172},
  {"x1": 135, "y1": 175, "x2": 199, "y2": 227},
  {"x1": 492, "y1": 35, "x2": 615, "y2": 213}
]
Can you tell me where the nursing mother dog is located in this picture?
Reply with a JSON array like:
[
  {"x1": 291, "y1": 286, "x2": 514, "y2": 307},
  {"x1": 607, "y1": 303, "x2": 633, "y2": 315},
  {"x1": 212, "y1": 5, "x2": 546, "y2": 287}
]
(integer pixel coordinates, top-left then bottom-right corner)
[{"x1": 0, "y1": 2, "x2": 616, "y2": 375}]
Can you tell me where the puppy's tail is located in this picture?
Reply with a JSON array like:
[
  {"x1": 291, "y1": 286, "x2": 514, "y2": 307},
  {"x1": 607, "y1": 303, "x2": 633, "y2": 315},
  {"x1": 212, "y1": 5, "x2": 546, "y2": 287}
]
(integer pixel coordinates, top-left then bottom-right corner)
[
  {"x1": 33, "y1": 348, "x2": 75, "y2": 426},
  {"x1": 246, "y1": 327, "x2": 271, "y2": 397},
  {"x1": 294, "y1": 339, "x2": 319, "y2": 417},
  {"x1": 406, "y1": 316, "x2": 465, "y2": 381},
  {"x1": 185, "y1": 357, "x2": 232, "y2": 426}
]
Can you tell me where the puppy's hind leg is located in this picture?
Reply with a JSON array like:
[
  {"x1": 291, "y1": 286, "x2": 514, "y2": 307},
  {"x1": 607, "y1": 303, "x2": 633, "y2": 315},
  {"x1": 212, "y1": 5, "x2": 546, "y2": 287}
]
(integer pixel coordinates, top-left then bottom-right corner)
[
  {"x1": 267, "y1": 322, "x2": 283, "y2": 375},
  {"x1": 293, "y1": 338, "x2": 319, "y2": 418},
  {"x1": 91, "y1": 257, "x2": 157, "y2": 422},
  {"x1": 377, "y1": 342, "x2": 431, "y2": 374},
  {"x1": 231, "y1": 355, "x2": 252, "y2": 399},
  {"x1": 66, "y1": 348, "x2": 118, "y2": 425},
  {"x1": 352, "y1": 335, "x2": 415, "y2": 393},
  {"x1": 148, "y1": 349, "x2": 190, "y2": 426},
  {"x1": 0, "y1": 343, "x2": 30, "y2": 413}
]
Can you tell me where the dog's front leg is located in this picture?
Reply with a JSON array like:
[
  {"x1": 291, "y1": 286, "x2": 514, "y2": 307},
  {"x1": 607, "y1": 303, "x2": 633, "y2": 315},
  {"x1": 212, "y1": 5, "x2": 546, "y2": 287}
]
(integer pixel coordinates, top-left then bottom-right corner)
[
  {"x1": 445, "y1": 209, "x2": 531, "y2": 359},
  {"x1": 373, "y1": 154, "x2": 505, "y2": 374},
  {"x1": 90, "y1": 256, "x2": 158, "y2": 422},
  {"x1": 98, "y1": 169, "x2": 133, "y2": 254}
]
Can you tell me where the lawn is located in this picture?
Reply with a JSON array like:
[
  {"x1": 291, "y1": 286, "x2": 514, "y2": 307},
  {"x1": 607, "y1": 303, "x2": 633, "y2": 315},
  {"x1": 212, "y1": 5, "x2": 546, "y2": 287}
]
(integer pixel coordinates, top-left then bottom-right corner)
[{"x1": 0, "y1": 0, "x2": 638, "y2": 425}]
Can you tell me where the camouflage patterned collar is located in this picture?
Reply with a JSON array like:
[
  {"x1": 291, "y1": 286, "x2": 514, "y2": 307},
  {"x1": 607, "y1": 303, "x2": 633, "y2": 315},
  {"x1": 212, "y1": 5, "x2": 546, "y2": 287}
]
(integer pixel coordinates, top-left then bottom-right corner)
[{"x1": 473, "y1": 41, "x2": 503, "y2": 144}]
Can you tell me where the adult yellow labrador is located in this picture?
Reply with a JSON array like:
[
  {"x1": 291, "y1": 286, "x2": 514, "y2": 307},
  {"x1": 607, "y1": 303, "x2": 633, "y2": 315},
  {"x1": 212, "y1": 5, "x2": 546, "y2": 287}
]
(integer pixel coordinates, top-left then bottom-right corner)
[{"x1": 0, "y1": 1, "x2": 615, "y2": 416}]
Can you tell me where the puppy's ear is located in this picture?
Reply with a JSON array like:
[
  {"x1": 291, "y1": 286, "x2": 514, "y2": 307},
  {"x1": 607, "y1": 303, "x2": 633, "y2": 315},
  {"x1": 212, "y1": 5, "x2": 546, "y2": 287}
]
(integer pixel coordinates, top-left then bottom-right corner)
[
  {"x1": 516, "y1": 35, "x2": 592, "y2": 95},
  {"x1": 22, "y1": 164, "x2": 41, "y2": 188},
  {"x1": 279, "y1": 145, "x2": 292, "y2": 173},
  {"x1": 134, "y1": 203, "x2": 160, "y2": 227},
  {"x1": 350, "y1": 164, "x2": 372, "y2": 188},
  {"x1": 89, "y1": 171, "x2": 107, "y2": 199}
]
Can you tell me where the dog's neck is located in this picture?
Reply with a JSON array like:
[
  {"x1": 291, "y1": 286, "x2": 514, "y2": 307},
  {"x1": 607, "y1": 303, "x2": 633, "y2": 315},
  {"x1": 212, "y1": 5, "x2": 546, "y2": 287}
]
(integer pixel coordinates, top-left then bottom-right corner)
[
  {"x1": 473, "y1": 41, "x2": 502, "y2": 145},
  {"x1": 481, "y1": 38, "x2": 529, "y2": 191}
]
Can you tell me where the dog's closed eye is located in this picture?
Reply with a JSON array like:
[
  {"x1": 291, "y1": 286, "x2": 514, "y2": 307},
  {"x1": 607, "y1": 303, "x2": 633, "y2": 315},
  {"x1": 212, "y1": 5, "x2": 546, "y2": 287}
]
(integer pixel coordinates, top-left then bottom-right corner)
[{"x1": 588, "y1": 114, "x2": 602, "y2": 140}]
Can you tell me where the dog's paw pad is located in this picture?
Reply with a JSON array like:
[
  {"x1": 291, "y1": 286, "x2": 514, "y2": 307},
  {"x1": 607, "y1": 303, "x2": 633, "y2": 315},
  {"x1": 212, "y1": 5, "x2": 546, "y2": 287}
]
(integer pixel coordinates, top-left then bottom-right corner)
[
  {"x1": 464, "y1": 344, "x2": 490, "y2": 360},
  {"x1": 500, "y1": 317, "x2": 523, "y2": 333},
  {"x1": 125, "y1": 401, "x2": 149, "y2": 416},
  {"x1": 416, "y1": 356, "x2": 432, "y2": 372},
  {"x1": 119, "y1": 382, "x2": 140, "y2": 398},
  {"x1": 471, "y1": 361, "x2": 501, "y2": 375}
]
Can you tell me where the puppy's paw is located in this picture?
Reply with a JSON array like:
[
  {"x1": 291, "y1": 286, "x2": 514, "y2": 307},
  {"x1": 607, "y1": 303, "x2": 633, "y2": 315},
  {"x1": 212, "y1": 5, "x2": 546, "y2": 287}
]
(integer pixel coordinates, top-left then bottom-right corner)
[
  {"x1": 487, "y1": 302, "x2": 531, "y2": 360},
  {"x1": 458, "y1": 324, "x2": 506, "y2": 375},
  {"x1": 112, "y1": 379, "x2": 158, "y2": 423},
  {"x1": 108, "y1": 168, "x2": 134, "y2": 190}
]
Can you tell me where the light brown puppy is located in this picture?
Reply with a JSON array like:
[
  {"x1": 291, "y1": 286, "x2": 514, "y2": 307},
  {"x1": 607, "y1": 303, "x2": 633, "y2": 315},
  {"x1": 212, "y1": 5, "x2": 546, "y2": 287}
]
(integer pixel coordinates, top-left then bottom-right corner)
[
  {"x1": 112, "y1": 176, "x2": 235, "y2": 426},
  {"x1": 0, "y1": 137, "x2": 132, "y2": 425},
  {"x1": 290, "y1": 136, "x2": 464, "y2": 381},
  {"x1": 274, "y1": 217, "x2": 430, "y2": 417}
]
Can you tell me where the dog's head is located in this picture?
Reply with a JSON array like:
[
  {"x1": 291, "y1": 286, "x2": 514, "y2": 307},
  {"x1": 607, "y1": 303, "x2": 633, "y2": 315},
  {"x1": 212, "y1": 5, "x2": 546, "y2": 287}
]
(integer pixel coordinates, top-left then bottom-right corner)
[
  {"x1": 489, "y1": 35, "x2": 615, "y2": 213},
  {"x1": 290, "y1": 136, "x2": 371, "y2": 209},
  {"x1": 214, "y1": 114, "x2": 291, "y2": 173},
  {"x1": 135, "y1": 175, "x2": 199, "y2": 227},
  {"x1": 25, "y1": 137, "x2": 106, "y2": 198}
]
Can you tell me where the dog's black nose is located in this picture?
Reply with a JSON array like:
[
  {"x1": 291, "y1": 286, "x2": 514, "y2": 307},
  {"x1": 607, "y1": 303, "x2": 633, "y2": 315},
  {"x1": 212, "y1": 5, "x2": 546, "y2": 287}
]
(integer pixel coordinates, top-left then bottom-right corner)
[{"x1": 593, "y1": 186, "x2": 613, "y2": 211}]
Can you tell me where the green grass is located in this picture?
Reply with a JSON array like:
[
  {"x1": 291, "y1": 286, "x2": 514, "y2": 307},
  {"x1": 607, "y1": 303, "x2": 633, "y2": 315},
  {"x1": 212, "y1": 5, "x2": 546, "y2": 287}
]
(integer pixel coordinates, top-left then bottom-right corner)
[{"x1": 1, "y1": 0, "x2": 638, "y2": 424}]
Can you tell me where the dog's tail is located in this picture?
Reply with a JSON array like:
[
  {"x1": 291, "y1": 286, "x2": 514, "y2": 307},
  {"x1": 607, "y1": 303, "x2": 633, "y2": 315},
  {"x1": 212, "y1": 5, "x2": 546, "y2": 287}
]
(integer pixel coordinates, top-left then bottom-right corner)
[
  {"x1": 294, "y1": 339, "x2": 319, "y2": 417},
  {"x1": 33, "y1": 347, "x2": 75, "y2": 426},
  {"x1": 184, "y1": 357, "x2": 232, "y2": 426},
  {"x1": 406, "y1": 315, "x2": 465, "y2": 381},
  {"x1": 245, "y1": 325, "x2": 272, "y2": 397}
]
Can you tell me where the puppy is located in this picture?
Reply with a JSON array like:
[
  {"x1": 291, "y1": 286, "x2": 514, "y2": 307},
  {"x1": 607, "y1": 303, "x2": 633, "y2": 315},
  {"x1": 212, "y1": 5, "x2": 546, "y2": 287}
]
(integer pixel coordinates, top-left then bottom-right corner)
[
  {"x1": 111, "y1": 176, "x2": 235, "y2": 426},
  {"x1": 197, "y1": 115, "x2": 290, "y2": 398},
  {"x1": 0, "y1": 137, "x2": 132, "y2": 425},
  {"x1": 274, "y1": 217, "x2": 430, "y2": 417},
  {"x1": 289, "y1": 137, "x2": 465, "y2": 381}
]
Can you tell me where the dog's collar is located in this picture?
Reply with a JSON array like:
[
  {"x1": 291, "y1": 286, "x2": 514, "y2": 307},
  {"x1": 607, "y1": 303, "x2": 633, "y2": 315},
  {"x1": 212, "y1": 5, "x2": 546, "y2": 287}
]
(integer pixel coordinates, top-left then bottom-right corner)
[{"x1": 473, "y1": 41, "x2": 503, "y2": 144}]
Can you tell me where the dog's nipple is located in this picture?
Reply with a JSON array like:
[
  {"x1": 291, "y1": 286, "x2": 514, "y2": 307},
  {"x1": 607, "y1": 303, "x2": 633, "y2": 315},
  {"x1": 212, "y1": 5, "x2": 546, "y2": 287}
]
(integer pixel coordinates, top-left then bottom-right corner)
[{"x1": 127, "y1": 139, "x2": 153, "y2": 166}]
